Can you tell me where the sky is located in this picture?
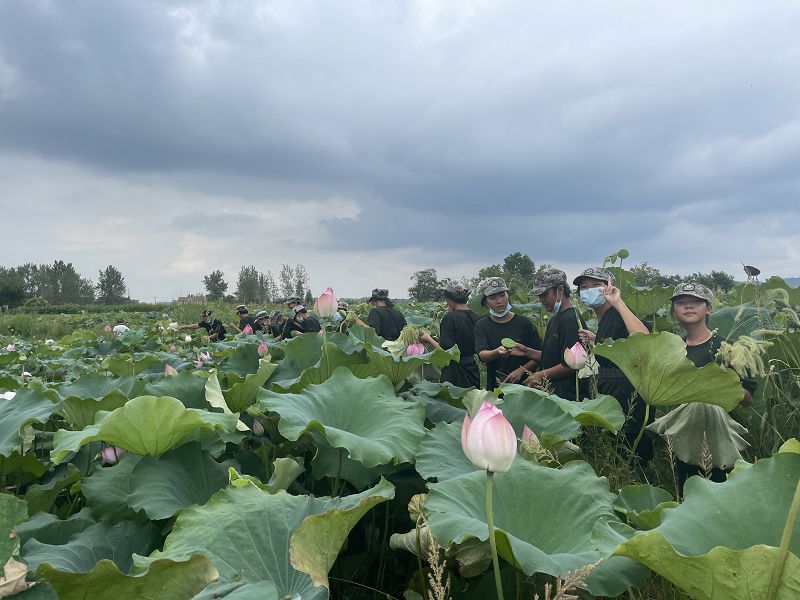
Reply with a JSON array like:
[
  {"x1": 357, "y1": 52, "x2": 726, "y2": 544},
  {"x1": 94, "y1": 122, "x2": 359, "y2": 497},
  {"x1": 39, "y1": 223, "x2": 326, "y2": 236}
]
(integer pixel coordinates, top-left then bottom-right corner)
[{"x1": 1, "y1": 0, "x2": 799, "y2": 301}]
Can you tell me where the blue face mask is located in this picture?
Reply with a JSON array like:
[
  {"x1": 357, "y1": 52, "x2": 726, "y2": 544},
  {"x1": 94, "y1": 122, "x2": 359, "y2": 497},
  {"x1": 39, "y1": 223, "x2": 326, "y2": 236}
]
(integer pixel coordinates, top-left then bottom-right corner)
[
  {"x1": 579, "y1": 287, "x2": 606, "y2": 308},
  {"x1": 489, "y1": 303, "x2": 512, "y2": 318},
  {"x1": 332, "y1": 312, "x2": 343, "y2": 322},
  {"x1": 552, "y1": 289, "x2": 562, "y2": 313}
]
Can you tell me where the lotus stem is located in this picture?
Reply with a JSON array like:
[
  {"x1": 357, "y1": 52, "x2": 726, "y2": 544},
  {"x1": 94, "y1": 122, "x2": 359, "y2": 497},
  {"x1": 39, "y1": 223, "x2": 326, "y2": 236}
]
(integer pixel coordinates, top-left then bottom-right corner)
[
  {"x1": 767, "y1": 474, "x2": 800, "y2": 598},
  {"x1": 486, "y1": 470, "x2": 506, "y2": 600},
  {"x1": 629, "y1": 402, "x2": 649, "y2": 461},
  {"x1": 575, "y1": 371, "x2": 579, "y2": 402},
  {"x1": 331, "y1": 447, "x2": 344, "y2": 497}
]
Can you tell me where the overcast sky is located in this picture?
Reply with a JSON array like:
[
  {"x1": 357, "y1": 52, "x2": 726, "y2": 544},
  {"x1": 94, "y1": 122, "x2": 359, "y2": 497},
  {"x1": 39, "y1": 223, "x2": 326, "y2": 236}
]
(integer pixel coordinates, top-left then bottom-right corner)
[{"x1": 1, "y1": 1, "x2": 799, "y2": 301}]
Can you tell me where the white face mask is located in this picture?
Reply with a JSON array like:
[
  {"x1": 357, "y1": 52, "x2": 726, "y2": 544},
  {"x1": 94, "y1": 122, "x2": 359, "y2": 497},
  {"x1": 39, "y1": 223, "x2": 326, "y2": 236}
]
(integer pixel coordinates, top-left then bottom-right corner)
[
  {"x1": 489, "y1": 303, "x2": 512, "y2": 318},
  {"x1": 296, "y1": 316, "x2": 305, "y2": 323}
]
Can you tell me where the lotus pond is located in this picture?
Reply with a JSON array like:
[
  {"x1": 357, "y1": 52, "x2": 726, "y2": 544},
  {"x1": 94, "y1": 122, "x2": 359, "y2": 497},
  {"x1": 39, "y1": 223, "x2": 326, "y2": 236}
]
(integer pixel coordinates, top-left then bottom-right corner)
[{"x1": 1, "y1": 272, "x2": 800, "y2": 599}]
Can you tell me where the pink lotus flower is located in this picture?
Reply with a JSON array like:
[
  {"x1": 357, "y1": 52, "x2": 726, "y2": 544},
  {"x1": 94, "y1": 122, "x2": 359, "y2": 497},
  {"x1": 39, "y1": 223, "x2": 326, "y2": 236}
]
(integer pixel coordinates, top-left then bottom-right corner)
[
  {"x1": 6, "y1": 344, "x2": 14, "y2": 352},
  {"x1": 164, "y1": 364, "x2": 178, "y2": 376},
  {"x1": 252, "y1": 419, "x2": 265, "y2": 436},
  {"x1": 104, "y1": 325, "x2": 112, "y2": 333},
  {"x1": 243, "y1": 324, "x2": 254, "y2": 335},
  {"x1": 169, "y1": 343, "x2": 177, "y2": 352},
  {"x1": 198, "y1": 352, "x2": 211, "y2": 362},
  {"x1": 257, "y1": 341, "x2": 269, "y2": 357},
  {"x1": 461, "y1": 401, "x2": 517, "y2": 472},
  {"x1": 101, "y1": 446, "x2": 124, "y2": 465},
  {"x1": 563, "y1": 342, "x2": 588, "y2": 370},
  {"x1": 522, "y1": 425, "x2": 538, "y2": 444},
  {"x1": 405, "y1": 343, "x2": 425, "y2": 356},
  {"x1": 314, "y1": 287, "x2": 338, "y2": 318}
]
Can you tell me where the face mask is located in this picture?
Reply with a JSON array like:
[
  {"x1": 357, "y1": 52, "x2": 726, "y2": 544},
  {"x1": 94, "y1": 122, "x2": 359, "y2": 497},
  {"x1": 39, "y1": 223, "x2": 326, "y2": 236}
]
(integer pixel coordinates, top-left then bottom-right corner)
[
  {"x1": 332, "y1": 312, "x2": 343, "y2": 322},
  {"x1": 296, "y1": 316, "x2": 305, "y2": 323},
  {"x1": 489, "y1": 303, "x2": 512, "y2": 318},
  {"x1": 579, "y1": 287, "x2": 606, "y2": 308},
  {"x1": 552, "y1": 290, "x2": 562, "y2": 313}
]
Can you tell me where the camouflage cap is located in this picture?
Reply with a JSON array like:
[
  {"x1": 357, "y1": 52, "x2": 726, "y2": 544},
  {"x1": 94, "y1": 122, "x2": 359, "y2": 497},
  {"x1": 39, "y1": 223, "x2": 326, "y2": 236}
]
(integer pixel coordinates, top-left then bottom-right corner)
[
  {"x1": 337, "y1": 301, "x2": 350, "y2": 311},
  {"x1": 443, "y1": 283, "x2": 470, "y2": 303},
  {"x1": 201, "y1": 308, "x2": 213, "y2": 317},
  {"x1": 573, "y1": 267, "x2": 616, "y2": 286},
  {"x1": 529, "y1": 268, "x2": 569, "y2": 296},
  {"x1": 269, "y1": 310, "x2": 283, "y2": 320},
  {"x1": 235, "y1": 305, "x2": 248, "y2": 314},
  {"x1": 255, "y1": 310, "x2": 268, "y2": 319},
  {"x1": 477, "y1": 277, "x2": 509, "y2": 298},
  {"x1": 292, "y1": 305, "x2": 307, "y2": 315},
  {"x1": 369, "y1": 288, "x2": 389, "y2": 301},
  {"x1": 286, "y1": 297, "x2": 302, "y2": 305},
  {"x1": 671, "y1": 282, "x2": 714, "y2": 303}
]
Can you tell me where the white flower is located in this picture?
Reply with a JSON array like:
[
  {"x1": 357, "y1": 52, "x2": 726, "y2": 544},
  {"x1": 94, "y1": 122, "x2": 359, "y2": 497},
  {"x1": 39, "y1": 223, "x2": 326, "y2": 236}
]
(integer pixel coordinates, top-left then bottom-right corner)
[{"x1": 0, "y1": 391, "x2": 16, "y2": 401}]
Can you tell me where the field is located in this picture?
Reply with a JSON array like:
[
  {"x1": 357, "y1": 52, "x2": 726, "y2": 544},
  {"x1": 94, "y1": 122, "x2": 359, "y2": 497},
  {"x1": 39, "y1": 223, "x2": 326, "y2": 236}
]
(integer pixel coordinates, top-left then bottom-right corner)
[{"x1": 1, "y1": 269, "x2": 799, "y2": 599}]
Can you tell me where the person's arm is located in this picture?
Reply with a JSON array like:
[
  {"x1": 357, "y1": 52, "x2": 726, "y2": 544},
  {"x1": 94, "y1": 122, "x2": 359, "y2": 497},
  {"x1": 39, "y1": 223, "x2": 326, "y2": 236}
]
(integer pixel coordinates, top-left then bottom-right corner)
[
  {"x1": 525, "y1": 362, "x2": 575, "y2": 385},
  {"x1": 229, "y1": 322, "x2": 242, "y2": 333},
  {"x1": 474, "y1": 322, "x2": 501, "y2": 364},
  {"x1": 352, "y1": 314, "x2": 368, "y2": 328},
  {"x1": 180, "y1": 323, "x2": 200, "y2": 330},
  {"x1": 605, "y1": 285, "x2": 649, "y2": 335},
  {"x1": 419, "y1": 332, "x2": 440, "y2": 349}
]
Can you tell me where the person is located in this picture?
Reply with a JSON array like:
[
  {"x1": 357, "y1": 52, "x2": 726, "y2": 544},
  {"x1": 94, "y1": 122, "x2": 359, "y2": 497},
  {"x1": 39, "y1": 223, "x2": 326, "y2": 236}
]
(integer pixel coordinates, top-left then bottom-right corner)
[
  {"x1": 648, "y1": 282, "x2": 755, "y2": 494},
  {"x1": 254, "y1": 310, "x2": 269, "y2": 333},
  {"x1": 267, "y1": 310, "x2": 286, "y2": 338},
  {"x1": 180, "y1": 309, "x2": 227, "y2": 341},
  {"x1": 524, "y1": 268, "x2": 589, "y2": 400},
  {"x1": 112, "y1": 317, "x2": 130, "y2": 338},
  {"x1": 574, "y1": 267, "x2": 653, "y2": 463},
  {"x1": 419, "y1": 284, "x2": 482, "y2": 388},
  {"x1": 352, "y1": 288, "x2": 407, "y2": 340},
  {"x1": 293, "y1": 305, "x2": 322, "y2": 333},
  {"x1": 286, "y1": 297, "x2": 302, "y2": 311},
  {"x1": 332, "y1": 301, "x2": 351, "y2": 333},
  {"x1": 229, "y1": 305, "x2": 257, "y2": 334},
  {"x1": 473, "y1": 277, "x2": 541, "y2": 391}
]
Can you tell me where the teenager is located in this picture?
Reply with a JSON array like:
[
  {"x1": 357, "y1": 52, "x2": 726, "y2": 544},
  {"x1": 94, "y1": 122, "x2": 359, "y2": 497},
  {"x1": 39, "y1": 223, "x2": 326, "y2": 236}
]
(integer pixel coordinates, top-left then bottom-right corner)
[
  {"x1": 352, "y1": 288, "x2": 407, "y2": 340},
  {"x1": 180, "y1": 309, "x2": 227, "y2": 341},
  {"x1": 229, "y1": 305, "x2": 257, "y2": 334},
  {"x1": 292, "y1": 305, "x2": 322, "y2": 334},
  {"x1": 473, "y1": 277, "x2": 541, "y2": 391}
]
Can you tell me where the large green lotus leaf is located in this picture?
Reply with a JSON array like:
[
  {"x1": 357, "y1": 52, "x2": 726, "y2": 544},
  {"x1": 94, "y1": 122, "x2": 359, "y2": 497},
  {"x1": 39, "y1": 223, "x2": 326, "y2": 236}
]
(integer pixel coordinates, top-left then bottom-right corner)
[
  {"x1": 593, "y1": 331, "x2": 743, "y2": 410},
  {"x1": 191, "y1": 581, "x2": 277, "y2": 600},
  {"x1": 80, "y1": 456, "x2": 148, "y2": 523},
  {"x1": 58, "y1": 375, "x2": 144, "y2": 404},
  {"x1": 102, "y1": 353, "x2": 161, "y2": 376},
  {"x1": 60, "y1": 394, "x2": 129, "y2": 431},
  {"x1": 0, "y1": 386, "x2": 62, "y2": 457},
  {"x1": 223, "y1": 359, "x2": 277, "y2": 412},
  {"x1": 354, "y1": 345, "x2": 460, "y2": 387},
  {"x1": 126, "y1": 442, "x2": 229, "y2": 520},
  {"x1": 622, "y1": 285, "x2": 673, "y2": 318},
  {"x1": 613, "y1": 484, "x2": 677, "y2": 530},
  {"x1": 51, "y1": 396, "x2": 238, "y2": 464},
  {"x1": 426, "y1": 460, "x2": 648, "y2": 597},
  {"x1": 415, "y1": 421, "x2": 479, "y2": 481},
  {"x1": 709, "y1": 303, "x2": 770, "y2": 341},
  {"x1": 269, "y1": 334, "x2": 324, "y2": 386},
  {"x1": 39, "y1": 555, "x2": 217, "y2": 600},
  {"x1": 614, "y1": 452, "x2": 800, "y2": 599},
  {"x1": 203, "y1": 372, "x2": 249, "y2": 432},
  {"x1": 25, "y1": 463, "x2": 81, "y2": 515},
  {"x1": 0, "y1": 494, "x2": 28, "y2": 564},
  {"x1": 495, "y1": 385, "x2": 580, "y2": 440},
  {"x1": 22, "y1": 520, "x2": 160, "y2": 574},
  {"x1": 218, "y1": 342, "x2": 261, "y2": 376},
  {"x1": 310, "y1": 436, "x2": 403, "y2": 490},
  {"x1": 402, "y1": 390, "x2": 467, "y2": 424},
  {"x1": 257, "y1": 368, "x2": 426, "y2": 468},
  {"x1": 144, "y1": 371, "x2": 208, "y2": 409},
  {"x1": 271, "y1": 342, "x2": 369, "y2": 393},
  {"x1": 411, "y1": 380, "x2": 473, "y2": 403},
  {"x1": 15, "y1": 509, "x2": 95, "y2": 546},
  {"x1": 146, "y1": 478, "x2": 394, "y2": 598}
]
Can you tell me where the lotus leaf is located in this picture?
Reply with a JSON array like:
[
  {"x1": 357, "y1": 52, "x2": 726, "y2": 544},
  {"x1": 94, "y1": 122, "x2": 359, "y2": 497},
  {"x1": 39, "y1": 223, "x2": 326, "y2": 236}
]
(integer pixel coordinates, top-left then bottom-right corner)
[
  {"x1": 415, "y1": 421, "x2": 479, "y2": 481},
  {"x1": 310, "y1": 436, "x2": 403, "y2": 490},
  {"x1": 25, "y1": 463, "x2": 81, "y2": 515},
  {"x1": 51, "y1": 395, "x2": 238, "y2": 464},
  {"x1": 0, "y1": 386, "x2": 62, "y2": 457},
  {"x1": 425, "y1": 459, "x2": 648, "y2": 596},
  {"x1": 204, "y1": 372, "x2": 249, "y2": 432},
  {"x1": 353, "y1": 344, "x2": 460, "y2": 388},
  {"x1": 0, "y1": 494, "x2": 27, "y2": 565},
  {"x1": 146, "y1": 478, "x2": 394, "y2": 598},
  {"x1": 403, "y1": 390, "x2": 466, "y2": 424},
  {"x1": 80, "y1": 457, "x2": 148, "y2": 523},
  {"x1": 191, "y1": 581, "x2": 277, "y2": 599},
  {"x1": 144, "y1": 371, "x2": 208, "y2": 409},
  {"x1": 613, "y1": 484, "x2": 677, "y2": 530},
  {"x1": 15, "y1": 509, "x2": 95, "y2": 546},
  {"x1": 39, "y1": 555, "x2": 217, "y2": 600},
  {"x1": 102, "y1": 353, "x2": 161, "y2": 376},
  {"x1": 222, "y1": 359, "x2": 277, "y2": 412},
  {"x1": 58, "y1": 375, "x2": 144, "y2": 404},
  {"x1": 257, "y1": 368, "x2": 426, "y2": 468},
  {"x1": 271, "y1": 342, "x2": 369, "y2": 392},
  {"x1": 614, "y1": 452, "x2": 800, "y2": 599},
  {"x1": 269, "y1": 334, "x2": 323, "y2": 385},
  {"x1": 593, "y1": 331, "x2": 744, "y2": 410}
]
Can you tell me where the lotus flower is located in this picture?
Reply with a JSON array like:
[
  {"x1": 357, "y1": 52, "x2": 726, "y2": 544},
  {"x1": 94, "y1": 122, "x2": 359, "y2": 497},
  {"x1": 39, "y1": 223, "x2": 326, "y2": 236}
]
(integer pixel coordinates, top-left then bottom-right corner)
[
  {"x1": 243, "y1": 324, "x2": 254, "y2": 335},
  {"x1": 563, "y1": 342, "x2": 588, "y2": 369},
  {"x1": 103, "y1": 325, "x2": 112, "y2": 333},
  {"x1": 101, "y1": 446, "x2": 124, "y2": 465},
  {"x1": 198, "y1": 352, "x2": 211, "y2": 362},
  {"x1": 0, "y1": 391, "x2": 16, "y2": 401},
  {"x1": 169, "y1": 322, "x2": 180, "y2": 331},
  {"x1": 5, "y1": 344, "x2": 14, "y2": 351},
  {"x1": 522, "y1": 425, "x2": 539, "y2": 445},
  {"x1": 169, "y1": 343, "x2": 177, "y2": 352},
  {"x1": 461, "y1": 401, "x2": 517, "y2": 472},
  {"x1": 164, "y1": 364, "x2": 178, "y2": 376},
  {"x1": 257, "y1": 341, "x2": 269, "y2": 357},
  {"x1": 314, "y1": 287, "x2": 338, "y2": 318},
  {"x1": 184, "y1": 335, "x2": 192, "y2": 342},
  {"x1": 20, "y1": 371, "x2": 31, "y2": 378},
  {"x1": 44, "y1": 339, "x2": 54, "y2": 346},
  {"x1": 405, "y1": 342, "x2": 425, "y2": 356},
  {"x1": 252, "y1": 419, "x2": 265, "y2": 436}
]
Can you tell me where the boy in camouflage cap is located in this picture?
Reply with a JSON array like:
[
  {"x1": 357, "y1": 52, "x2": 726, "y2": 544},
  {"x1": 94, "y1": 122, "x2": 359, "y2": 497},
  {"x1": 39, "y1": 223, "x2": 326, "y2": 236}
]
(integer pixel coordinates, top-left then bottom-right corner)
[
  {"x1": 572, "y1": 267, "x2": 615, "y2": 288},
  {"x1": 670, "y1": 282, "x2": 714, "y2": 304},
  {"x1": 528, "y1": 268, "x2": 569, "y2": 296},
  {"x1": 475, "y1": 276, "x2": 509, "y2": 305}
]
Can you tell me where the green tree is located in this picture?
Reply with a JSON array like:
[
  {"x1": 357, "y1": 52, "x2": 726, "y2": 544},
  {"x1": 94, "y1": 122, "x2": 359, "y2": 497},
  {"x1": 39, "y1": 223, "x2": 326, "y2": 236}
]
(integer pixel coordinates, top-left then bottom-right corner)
[
  {"x1": 203, "y1": 269, "x2": 228, "y2": 301},
  {"x1": 503, "y1": 252, "x2": 535, "y2": 282},
  {"x1": 279, "y1": 264, "x2": 295, "y2": 300},
  {"x1": 408, "y1": 268, "x2": 442, "y2": 302},
  {"x1": 628, "y1": 262, "x2": 681, "y2": 287},
  {"x1": 96, "y1": 265, "x2": 128, "y2": 304},
  {"x1": 235, "y1": 266, "x2": 261, "y2": 304},
  {"x1": 294, "y1": 264, "x2": 309, "y2": 299},
  {"x1": 690, "y1": 270, "x2": 737, "y2": 292},
  {"x1": 0, "y1": 267, "x2": 25, "y2": 308}
]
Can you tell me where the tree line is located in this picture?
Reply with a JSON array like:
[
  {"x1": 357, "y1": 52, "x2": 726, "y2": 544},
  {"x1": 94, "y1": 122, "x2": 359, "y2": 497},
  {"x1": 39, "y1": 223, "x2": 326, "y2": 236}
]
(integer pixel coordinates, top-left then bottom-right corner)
[
  {"x1": 407, "y1": 252, "x2": 738, "y2": 301},
  {"x1": 0, "y1": 262, "x2": 128, "y2": 308},
  {"x1": 203, "y1": 264, "x2": 312, "y2": 305}
]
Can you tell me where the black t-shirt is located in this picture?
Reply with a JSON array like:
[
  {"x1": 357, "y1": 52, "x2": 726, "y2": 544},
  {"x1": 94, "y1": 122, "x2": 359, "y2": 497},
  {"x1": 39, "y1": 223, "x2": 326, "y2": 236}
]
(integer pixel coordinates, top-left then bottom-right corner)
[
  {"x1": 440, "y1": 309, "x2": 482, "y2": 358},
  {"x1": 298, "y1": 315, "x2": 322, "y2": 333},
  {"x1": 540, "y1": 306, "x2": 588, "y2": 400},
  {"x1": 198, "y1": 319, "x2": 227, "y2": 341},
  {"x1": 368, "y1": 306, "x2": 407, "y2": 341},
  {"x1": 686, "y1": 333, "x2": 757, "y2": 395},
  {"x1": 238, "y1": 315, "x2": 257, "y2": 331},
  {"x1": 595, "y1": 307, "x2": 648, "y2": 405},
  {"x1": 474, "y1": 314, "x2": 542, "y2": 391},
  {"x1": 281, "y1": 319, "x2": 300, "y2": 339},
  {"x1": 268, "y1": 323, "x2": 284, "y2": 337}
]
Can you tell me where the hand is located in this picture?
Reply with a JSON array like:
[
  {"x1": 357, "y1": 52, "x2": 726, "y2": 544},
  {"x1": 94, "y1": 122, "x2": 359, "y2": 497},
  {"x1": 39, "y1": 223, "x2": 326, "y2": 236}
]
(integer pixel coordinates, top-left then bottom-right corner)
[
  {"x1": 496, "y1": 345, "x2": 511, "y2": 357},
  {"x1": 524, "y1": 372, "x2": 543, "y2": 387},
  {"x1": 578, "y1": 328, "x2": 596, "y2": 346},
  {"x1": 503, "y1": 367, "x2": 526, "y2": 384},
  {"x1": 419, "y1": 332, "x2": 435, "y2": 344},
  {"x1": 604, "y1": 280, "x2": 623, "y2": 307},
  {"x1": 509, "y1": 342, "x2": 528, "y2": 357}
]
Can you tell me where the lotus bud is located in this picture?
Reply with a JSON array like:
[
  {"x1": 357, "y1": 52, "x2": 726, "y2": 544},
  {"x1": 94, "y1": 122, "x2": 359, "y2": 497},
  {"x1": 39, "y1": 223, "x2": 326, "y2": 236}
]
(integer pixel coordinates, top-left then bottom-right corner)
[
  {"x1": 101, "y1": 446, "x2": 124, "y2": 465},
  {"x1": 103, "y1": 325, "x2": 112, "y2": 333},
  {"x1": 257, "y1": 341, "x2": 269, "y2": 357},
  {"x1": 198, "y1": 352, "x2": 211, "y2": 362},
  {"x1": 243, "y1": 324, "x2": 253, "y2": 335},
  {"x1": 164, "y1": 364, "x2": 178, "y2": 376},
  {"x1": 405, "y1": 342, "x2": 425, "y2": 356},
  {"x1": 460, "y1": 401, "x2": 517, "y2": 472},
  {"x1": 20, "y1": 371, "x2": 31, "y2": 378},
  {"x1": 252, "y1": 419, "x2": 265, "y2": 436},
  {"x1": 522, "y1": 425, "x2": 538, "y2": 444},
  {"x1": 184, "y1": 335, "x2": 192, "y2": 342},
  {"x1": 45, "y1": 339, "x2": 55, "y2": 346},
  {"x1": 193, "y1": 360, "x2": 203, "y2": 369},
  {"x1": 6, "y1": 344, "x2": 14, "y2": 351},
  {"x1": 563, "y1": 342, "x2": 588, "y2": 370},
  {"x1": 314, "y1": 287, "x2": 338, "y2": 318},
  {"x1": 169, "y1": 343, "x2": 177, "y2": 352}
]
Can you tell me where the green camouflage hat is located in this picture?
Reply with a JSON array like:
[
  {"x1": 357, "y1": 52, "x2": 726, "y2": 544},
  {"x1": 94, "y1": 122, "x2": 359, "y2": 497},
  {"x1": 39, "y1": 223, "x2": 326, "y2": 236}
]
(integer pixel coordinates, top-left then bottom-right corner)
[
  {"x1": 477, "y1": 277, "x2": 509, "y2": 298},
  {"x1": 671, "y1": 282, "x2": 714, "y2": 303},
  {"x1": 369, "y1": 288, "x2": 389, "y2": 301},
  {"x1": 529, "y1": 268, "x2": 568, "y2": 296},
  {"x1": 443, "y1": 283, "x2": 470, "y2": 302},
  {"x1": 573, "y1": 267, "x2": 616, "y2": 286}
]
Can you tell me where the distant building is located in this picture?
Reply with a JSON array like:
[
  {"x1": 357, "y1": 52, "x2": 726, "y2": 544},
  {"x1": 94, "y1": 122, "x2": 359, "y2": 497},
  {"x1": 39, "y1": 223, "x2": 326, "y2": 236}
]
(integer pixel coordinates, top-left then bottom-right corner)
[{"x1": 177, "y1": 294, "x2": 206, "y2": 304}]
